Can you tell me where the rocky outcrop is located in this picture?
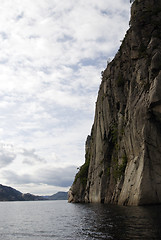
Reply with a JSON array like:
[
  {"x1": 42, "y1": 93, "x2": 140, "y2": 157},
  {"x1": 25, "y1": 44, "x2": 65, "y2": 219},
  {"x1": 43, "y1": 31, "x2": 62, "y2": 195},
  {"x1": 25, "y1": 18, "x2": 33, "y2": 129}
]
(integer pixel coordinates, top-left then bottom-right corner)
[{"x1": 68, "y1": 0, "x2": 161, "y2": 205}]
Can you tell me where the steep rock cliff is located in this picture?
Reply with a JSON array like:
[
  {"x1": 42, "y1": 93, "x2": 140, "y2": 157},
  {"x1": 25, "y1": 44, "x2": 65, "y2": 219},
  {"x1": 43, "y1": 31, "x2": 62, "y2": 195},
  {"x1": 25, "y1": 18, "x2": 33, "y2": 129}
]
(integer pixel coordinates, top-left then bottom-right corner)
[{"x1": 69, "y1": 0, "x2": 161, "y2": 205}]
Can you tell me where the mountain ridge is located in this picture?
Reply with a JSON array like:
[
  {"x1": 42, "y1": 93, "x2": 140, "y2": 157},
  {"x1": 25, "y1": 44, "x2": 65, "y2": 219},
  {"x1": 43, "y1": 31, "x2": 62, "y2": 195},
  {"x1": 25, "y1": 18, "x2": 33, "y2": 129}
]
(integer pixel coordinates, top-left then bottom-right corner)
[{"x1": 0, "y1": 184, "x2": 68, "y2": 201}]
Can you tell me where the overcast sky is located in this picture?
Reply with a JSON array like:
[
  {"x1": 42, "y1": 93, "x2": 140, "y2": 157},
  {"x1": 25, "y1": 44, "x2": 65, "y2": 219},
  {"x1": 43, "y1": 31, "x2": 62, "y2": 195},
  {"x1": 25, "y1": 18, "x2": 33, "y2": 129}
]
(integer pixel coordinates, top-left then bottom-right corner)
[{"x1": 0, "y1": 0, "x2": 130, "y2": 195}]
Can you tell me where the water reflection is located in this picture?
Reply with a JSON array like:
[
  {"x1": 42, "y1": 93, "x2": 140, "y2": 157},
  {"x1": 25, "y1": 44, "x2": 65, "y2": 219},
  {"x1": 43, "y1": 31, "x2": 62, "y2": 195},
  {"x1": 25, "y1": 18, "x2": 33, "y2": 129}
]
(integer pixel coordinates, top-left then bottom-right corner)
[
  {"x1": 0, "y1": 201, "x2": 160, "y2": 240},
  {"x1": 76, "y1": 203, "x2": 161, "y2": 239}
]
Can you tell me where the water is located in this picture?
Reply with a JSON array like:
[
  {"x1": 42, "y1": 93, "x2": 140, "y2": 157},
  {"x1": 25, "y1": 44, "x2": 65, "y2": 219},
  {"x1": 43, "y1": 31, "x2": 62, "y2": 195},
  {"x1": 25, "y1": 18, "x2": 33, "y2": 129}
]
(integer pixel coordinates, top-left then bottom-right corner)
[{"x1": 0, "y1": 200, "x2": 161, "y2": 239}]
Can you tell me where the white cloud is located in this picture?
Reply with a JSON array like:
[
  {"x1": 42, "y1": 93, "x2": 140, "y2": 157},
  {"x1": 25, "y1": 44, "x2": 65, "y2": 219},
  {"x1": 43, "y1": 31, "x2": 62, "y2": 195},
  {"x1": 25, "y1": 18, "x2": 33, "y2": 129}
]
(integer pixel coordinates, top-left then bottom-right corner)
[
  {"x1": 0, "y1": 143, "x2": 16, "y2": 168},
  {"x1": 2, "y1": 165, "x2": 77, "y2": 192},
  {"x1": 0, "y1": 0, "x2": 130, "y2": 195}
]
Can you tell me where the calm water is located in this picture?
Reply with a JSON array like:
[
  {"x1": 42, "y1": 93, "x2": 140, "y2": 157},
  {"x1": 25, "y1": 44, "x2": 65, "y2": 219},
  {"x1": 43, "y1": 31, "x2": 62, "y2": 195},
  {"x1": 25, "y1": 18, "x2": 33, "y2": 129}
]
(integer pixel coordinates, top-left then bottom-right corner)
[{"x1": 0, "y1": 200, "x2": 161, "y2": 239}]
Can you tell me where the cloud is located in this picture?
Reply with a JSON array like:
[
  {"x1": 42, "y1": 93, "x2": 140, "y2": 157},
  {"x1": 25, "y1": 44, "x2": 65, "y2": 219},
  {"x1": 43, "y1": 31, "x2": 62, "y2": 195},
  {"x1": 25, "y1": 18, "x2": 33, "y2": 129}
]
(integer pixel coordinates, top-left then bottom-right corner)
[
  {"x1": 0, "y1": 143, "x2": 16, "y2": 167},
  {"x1": 2, "y1": 165, "x2": 77, "y2": 188},
  {"x1": 0, "y1": 0, "x2": 130, "y2": 194},
  {"x1": 0, "y1": 151, "x2": 16, "y2": 167},
  {"x1": 37, "y1": 166, "x2": 77, "y2": 187},
  {"x1": 21, "y1": 148, "x2": 45, "y2": 164}
]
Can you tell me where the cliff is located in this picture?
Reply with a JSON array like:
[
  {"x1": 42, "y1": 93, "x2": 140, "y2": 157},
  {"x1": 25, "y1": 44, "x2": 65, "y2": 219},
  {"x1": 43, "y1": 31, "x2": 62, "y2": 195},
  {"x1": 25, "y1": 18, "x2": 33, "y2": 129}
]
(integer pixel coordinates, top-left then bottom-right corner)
[{"x1": 68, "y1": 0, "x2": 161, "y2": 206}]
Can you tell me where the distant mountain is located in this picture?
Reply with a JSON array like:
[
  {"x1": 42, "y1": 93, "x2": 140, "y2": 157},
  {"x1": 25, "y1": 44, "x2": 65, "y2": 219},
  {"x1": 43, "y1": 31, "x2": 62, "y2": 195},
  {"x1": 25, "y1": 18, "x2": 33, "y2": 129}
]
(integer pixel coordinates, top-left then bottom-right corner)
[
  {"x1": 0, "y1": 184, "x2": 68, "y2": 201},
  {"x1": 44, "y1": 192, "x2": 68, "y2": 200},
  {"x1": 22, "y1": 193, "x2": 45, "y2": 201},
  {"x1": 0, "y1": 184, "x2": 23, "y2": 201}
]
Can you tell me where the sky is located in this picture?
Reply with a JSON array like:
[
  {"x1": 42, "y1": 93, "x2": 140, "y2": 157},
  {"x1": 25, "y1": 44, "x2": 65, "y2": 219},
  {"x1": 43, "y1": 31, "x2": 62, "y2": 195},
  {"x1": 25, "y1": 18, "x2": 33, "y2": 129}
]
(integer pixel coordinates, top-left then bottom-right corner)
[{"x1": 0, "y1": 0, "x2": 130, "y2": 195}]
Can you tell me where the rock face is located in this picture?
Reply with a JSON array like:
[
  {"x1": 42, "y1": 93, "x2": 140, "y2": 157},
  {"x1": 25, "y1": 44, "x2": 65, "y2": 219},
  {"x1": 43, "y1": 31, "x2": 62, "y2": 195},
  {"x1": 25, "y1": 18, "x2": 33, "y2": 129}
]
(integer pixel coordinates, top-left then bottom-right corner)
[{"x1": 68, "y1": 0, "x2": 161, "y2": 206}]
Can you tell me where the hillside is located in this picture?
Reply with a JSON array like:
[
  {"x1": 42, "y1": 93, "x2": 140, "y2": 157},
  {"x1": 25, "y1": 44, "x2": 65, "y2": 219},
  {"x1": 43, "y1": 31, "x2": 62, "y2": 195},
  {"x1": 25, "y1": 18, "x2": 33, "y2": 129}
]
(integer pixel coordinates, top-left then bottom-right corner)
[
  {"x1": 0, "y1": 184, "x2": 67, "y2": 201},
  {"x1": 44, "y1": 192, "x2": 68, "y2": 200}
]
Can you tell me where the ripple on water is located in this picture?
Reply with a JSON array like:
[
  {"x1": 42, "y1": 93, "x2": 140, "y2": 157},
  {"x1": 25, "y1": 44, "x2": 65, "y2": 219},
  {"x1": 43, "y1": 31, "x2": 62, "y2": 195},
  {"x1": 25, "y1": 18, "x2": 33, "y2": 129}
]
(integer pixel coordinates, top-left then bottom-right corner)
[{"x1": 0, "y1": 201, "x2": 160, "y2": 240}]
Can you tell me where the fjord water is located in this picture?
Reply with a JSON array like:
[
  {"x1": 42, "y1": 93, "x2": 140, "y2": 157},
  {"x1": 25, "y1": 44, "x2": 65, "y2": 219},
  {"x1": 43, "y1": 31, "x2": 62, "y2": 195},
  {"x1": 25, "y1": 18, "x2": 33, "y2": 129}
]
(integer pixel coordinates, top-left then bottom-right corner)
[{"x1": 0, "y1": 200, "x2": 161, "y2": 240}]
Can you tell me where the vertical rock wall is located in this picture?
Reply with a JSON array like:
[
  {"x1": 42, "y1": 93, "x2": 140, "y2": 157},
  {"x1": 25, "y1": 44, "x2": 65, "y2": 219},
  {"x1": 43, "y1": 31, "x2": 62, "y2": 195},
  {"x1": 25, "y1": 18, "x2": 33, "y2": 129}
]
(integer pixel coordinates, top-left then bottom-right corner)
[{"x1": 69, "y1": 0, "x2": 161, "y2": 205}]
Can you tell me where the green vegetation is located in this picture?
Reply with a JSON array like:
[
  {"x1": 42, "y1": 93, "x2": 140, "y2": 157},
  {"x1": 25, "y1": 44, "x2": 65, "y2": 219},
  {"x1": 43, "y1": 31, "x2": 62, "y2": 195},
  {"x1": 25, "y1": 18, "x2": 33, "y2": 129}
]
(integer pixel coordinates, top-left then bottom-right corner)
[
  {"x1": 117, "y1": 73, "x2": 125, "y2": 87},
  {"x1": 74, "y1": 157, "x2": 90, "y2": 187},
  {"x1": 120, "y1": 153, "x2": 128, "y2": 174},
  {"x1": 153, "y1": 8, "x2": 161, "y2": 15},
  {"x1": 120, "y1": 127, "x2": 125, "y2": 136},
  {"x1": 113, "y1": 153, "x2": 128, "y2": 181},
  {"x1": 110, "y1": 122, "x2": 128, "y2": 182},
  {"x1": 107, "y1": 167, "x2": 110, "y2": 177},
  {"x1": 111, "y1": 124, "x2": 118, "y2": 144}
]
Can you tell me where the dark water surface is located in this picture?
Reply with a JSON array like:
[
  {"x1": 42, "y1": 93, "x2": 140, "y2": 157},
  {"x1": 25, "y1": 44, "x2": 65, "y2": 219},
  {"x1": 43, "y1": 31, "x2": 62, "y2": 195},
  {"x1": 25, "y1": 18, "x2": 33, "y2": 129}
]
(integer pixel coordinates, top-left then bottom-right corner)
[{"x1": 0, "y1": 200, "x2": 161, "y2": 239}]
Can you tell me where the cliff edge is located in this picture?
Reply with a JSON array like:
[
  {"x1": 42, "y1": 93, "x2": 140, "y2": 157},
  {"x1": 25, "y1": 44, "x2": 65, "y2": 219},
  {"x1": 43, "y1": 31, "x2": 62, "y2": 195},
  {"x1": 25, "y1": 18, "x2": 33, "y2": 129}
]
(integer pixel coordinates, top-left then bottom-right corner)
[{"x1": 68, "y1": 0, "x2": 161, "y2": 206}]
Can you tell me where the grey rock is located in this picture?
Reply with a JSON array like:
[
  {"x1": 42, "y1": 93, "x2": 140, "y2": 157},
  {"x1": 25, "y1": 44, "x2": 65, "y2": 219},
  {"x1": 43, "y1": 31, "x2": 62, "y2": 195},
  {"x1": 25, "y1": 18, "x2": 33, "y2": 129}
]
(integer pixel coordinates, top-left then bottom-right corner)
[{"x1": 69, "y1": 0, "x2": 161, "y2": 205}]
